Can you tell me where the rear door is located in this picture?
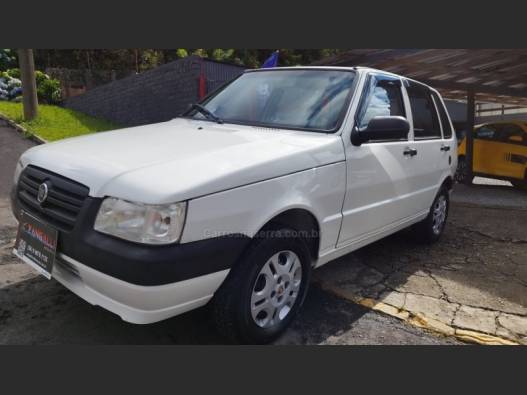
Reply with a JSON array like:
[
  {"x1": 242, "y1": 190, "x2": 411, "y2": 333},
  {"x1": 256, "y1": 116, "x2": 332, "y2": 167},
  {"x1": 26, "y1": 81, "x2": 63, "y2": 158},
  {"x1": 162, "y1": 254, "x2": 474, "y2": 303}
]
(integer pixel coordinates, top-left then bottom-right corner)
[
  {"x1": 472, "y1": 124, "x2": 500, "y2": 174},
  {"x1": 494, "y1": 123, "x2": 527, "y2": 179},
  {"x1": 430, "y1": 90, "x2": 457, "y2": 175},
  {"x1": 401, "y1": 81, "x2": 446, "y2": 212}
]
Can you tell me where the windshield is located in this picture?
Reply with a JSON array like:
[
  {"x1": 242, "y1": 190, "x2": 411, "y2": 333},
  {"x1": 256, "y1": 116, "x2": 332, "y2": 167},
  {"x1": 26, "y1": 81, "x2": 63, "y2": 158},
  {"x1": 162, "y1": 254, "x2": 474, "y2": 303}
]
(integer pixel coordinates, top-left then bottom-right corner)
[{"x1": 190, "y1": 69, "x2": 356, "y2": 132}]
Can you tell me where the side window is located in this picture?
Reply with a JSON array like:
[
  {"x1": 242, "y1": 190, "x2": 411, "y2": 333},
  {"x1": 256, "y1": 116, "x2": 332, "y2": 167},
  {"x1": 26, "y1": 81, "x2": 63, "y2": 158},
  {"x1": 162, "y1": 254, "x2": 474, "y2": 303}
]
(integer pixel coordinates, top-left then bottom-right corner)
[
  {"x1": 431, "y1": 92, "x2": 453, "y2": 139},
  {"x1": 497, "y1": 124, "x2": 526, "y2": 145},
  {"x1": 407, "y1": 83, "x2": 441, "y2": 139},
  {"x1": 475, "y1": 125, "x2": 498, "y2": 141},
  {"x1": 357, "y1": 75, "x2": 405, "y2": 130}
]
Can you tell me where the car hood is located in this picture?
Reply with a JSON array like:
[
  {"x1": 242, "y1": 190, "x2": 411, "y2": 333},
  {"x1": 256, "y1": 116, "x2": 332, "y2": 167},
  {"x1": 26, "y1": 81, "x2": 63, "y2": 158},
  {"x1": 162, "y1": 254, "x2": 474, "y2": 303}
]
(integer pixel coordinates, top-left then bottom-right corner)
[{"x1": 20, "y1": 118, "x2": 344, "y2": 203}]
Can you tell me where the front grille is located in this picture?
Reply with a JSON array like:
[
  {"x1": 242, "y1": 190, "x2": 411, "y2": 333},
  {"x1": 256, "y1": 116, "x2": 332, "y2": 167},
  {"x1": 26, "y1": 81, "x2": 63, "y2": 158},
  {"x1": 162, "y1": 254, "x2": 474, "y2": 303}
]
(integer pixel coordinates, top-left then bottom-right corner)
[{"x1": 17, "y1": 166, "x2": 90, "y2": 231}]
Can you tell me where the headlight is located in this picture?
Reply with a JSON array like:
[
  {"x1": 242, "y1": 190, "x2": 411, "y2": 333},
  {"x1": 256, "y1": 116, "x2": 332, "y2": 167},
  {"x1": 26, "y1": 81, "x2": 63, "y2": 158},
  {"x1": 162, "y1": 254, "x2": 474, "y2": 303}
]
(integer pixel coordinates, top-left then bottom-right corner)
[
  {"x1": 13, "y1": 160, "x2": 23, "y2": 185},
  {"x1": 94, "y1": 198, "x2": 187, "y2": 245}
]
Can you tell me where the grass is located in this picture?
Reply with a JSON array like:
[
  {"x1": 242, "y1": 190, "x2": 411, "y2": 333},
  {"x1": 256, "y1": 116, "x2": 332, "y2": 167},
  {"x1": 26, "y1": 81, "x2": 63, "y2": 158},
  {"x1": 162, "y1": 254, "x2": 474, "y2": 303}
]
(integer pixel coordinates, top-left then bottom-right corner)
[{"x1": 0, "y1": 101, "x2": 120, "y2": 142}]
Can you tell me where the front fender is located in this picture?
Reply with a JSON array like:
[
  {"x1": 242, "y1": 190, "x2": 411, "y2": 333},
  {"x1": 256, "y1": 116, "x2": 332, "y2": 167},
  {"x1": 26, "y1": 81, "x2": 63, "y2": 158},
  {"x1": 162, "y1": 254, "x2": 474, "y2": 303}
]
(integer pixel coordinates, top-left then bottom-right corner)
[{"x1": 180, "y1": 162, "x2": 346, "y2": 256}]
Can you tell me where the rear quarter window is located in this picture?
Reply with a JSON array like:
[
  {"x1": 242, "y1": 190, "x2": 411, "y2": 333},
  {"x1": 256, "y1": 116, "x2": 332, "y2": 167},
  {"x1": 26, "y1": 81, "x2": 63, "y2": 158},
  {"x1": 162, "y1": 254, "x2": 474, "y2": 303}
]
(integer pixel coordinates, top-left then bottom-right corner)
[{"x1": 431, "y1": 92, "x2": 453, "y2": 139}]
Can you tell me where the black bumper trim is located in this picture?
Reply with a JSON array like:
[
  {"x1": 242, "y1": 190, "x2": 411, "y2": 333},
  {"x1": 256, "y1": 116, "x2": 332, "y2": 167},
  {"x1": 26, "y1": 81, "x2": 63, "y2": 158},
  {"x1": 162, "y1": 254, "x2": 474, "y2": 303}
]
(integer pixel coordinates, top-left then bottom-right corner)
[{"x1": 12, "y1": 192, "x2": 251, "y2": 286}]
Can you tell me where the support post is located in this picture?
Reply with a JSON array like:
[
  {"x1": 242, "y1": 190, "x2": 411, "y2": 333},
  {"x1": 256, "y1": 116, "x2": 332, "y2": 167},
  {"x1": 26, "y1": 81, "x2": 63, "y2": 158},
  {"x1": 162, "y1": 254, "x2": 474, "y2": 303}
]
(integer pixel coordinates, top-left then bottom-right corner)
[
  {"x1": 465, "y1": 90, "x2": 475, "y2": 185},
  {"x1": 17, "y1": 49, "x2": 38, "y2": 121}
]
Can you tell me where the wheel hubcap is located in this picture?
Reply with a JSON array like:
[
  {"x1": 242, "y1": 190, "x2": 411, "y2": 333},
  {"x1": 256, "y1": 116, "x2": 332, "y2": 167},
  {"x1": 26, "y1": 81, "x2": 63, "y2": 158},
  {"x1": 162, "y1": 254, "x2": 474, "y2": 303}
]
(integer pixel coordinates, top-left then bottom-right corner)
[
  {"x1": 250, "y1": 250, "x2": 302, "y2": 328},
  {"x1": 432, "y1": 195, "x2": 447, "y2": 235}
]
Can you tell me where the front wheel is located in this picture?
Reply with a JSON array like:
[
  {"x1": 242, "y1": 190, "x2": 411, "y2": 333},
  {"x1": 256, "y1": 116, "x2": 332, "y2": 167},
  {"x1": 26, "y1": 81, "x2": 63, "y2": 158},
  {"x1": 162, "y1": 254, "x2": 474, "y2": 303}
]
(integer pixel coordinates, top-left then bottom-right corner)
[
  {"x1": 412, "y1": 188, "x2": 450, "y2": 244},
  {"x1": 211, "y1": 228, "x2": 312, "y2": 344}
]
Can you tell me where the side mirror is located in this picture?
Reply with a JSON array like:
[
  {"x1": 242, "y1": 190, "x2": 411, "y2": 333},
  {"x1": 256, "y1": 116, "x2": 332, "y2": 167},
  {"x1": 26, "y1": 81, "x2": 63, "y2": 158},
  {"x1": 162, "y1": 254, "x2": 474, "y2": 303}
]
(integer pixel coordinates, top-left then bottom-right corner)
[
  {"x1": 351, "y1": 116, "x2": 410, "y2": 146},
  {"x1": 508, "y1": 135, "x2": 522, "y2": 143}
]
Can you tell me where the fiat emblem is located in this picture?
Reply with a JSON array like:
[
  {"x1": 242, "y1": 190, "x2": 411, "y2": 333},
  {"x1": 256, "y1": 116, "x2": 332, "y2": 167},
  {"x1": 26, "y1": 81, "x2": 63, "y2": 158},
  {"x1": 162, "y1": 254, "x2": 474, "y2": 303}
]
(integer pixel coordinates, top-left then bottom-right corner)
[{"x1": 37, "y1": 182, "x2": 49, "y2": 204}]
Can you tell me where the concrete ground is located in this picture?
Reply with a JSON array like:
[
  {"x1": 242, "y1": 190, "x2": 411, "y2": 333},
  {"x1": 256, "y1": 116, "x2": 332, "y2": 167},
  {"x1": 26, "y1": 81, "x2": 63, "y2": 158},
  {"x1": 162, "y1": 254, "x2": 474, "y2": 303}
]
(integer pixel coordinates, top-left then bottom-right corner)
[
  {"x1": 315, "y1": 203, "x2": 527, "y2": 345},
  {"x1": 1, "y1": 125, "x2": 525, "y2": 344},
  {"x1": 452, "y1": 176, "x2": 527, "y2": 210}
]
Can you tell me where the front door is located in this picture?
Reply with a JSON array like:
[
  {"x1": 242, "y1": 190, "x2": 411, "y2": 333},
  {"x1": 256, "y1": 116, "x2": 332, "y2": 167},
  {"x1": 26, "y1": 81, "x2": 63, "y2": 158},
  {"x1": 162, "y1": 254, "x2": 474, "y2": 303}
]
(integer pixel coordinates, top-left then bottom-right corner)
[{"x1": 338, "y1": 73, "x2": 415, "y2": 246}]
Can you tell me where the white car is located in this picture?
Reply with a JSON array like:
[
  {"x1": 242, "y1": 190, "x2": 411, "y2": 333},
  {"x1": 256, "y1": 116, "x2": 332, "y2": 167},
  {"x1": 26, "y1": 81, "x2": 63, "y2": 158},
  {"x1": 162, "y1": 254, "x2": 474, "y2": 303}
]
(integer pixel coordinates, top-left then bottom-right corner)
[{"x1": 11, "y1": 67, "x2": 457, "y2": 343}]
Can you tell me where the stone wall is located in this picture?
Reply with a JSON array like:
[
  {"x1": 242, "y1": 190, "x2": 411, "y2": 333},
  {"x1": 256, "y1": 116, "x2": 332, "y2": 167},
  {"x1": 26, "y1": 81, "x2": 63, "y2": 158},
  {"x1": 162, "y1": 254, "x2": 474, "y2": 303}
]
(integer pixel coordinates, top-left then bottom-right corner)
[{"x1": 64, "y1": 57, "x2": 244, "y2": 126}]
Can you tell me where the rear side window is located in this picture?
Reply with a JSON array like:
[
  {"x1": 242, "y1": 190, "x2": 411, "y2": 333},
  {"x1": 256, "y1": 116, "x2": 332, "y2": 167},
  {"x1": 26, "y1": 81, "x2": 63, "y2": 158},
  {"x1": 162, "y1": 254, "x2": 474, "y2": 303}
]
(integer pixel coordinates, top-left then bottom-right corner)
[
  {"x1": 431, "y1": 92, "x2": 453, "y2": 139},
  {"x1": 406, "y1": 83, "x2": 441, "y2": 139},
  {"x1": 357, "y1": 75, "x2": 405, "y2": 129}
]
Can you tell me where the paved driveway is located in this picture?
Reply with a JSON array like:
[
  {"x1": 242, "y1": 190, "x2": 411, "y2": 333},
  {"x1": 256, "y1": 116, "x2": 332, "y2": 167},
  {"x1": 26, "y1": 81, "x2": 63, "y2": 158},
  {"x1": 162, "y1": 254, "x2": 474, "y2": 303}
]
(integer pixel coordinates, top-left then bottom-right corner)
[{"x1": 315, "y1": 203, "x2": 527, "y2": 345}]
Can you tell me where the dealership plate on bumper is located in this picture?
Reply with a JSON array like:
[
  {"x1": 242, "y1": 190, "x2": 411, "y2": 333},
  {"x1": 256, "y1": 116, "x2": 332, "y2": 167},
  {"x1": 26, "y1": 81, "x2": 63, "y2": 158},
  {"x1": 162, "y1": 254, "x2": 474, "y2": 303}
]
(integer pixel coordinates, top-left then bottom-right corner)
[{"x1": 13, "y1": 211, "x2": 58, "y2": 279}]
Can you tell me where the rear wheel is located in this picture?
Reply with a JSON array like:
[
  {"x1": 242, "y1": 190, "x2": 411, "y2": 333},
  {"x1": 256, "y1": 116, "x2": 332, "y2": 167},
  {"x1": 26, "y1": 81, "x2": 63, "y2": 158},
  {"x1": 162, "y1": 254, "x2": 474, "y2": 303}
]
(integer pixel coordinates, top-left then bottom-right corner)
[
  {"x1": 412, "y1": 188, "x2": 450, "y2": 244},
  {"x1": 455, "y1": 156, "x2": 473, "y2": 184},
  {"x1": 211, "y1": 228, "x2": 312, "y2": 344}
]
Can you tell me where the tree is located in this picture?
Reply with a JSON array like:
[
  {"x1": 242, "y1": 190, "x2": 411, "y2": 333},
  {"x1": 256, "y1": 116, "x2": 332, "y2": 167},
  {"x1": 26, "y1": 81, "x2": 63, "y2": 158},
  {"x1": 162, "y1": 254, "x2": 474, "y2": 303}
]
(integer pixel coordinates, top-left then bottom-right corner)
[
  {"x1": 30, "y1": 49, "x2": 344, "y2": 71},
  {"x1": 0, "y1": 49, "x2": 17, "y2": 71},
  {"x1": 18, "y1": 49, "x2": 39, "y2": 120}
]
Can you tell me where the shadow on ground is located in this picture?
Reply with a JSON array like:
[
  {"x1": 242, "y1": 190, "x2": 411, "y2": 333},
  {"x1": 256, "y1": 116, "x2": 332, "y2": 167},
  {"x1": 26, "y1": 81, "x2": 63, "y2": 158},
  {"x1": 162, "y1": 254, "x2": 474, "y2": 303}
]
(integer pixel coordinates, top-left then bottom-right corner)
[{"x1": 0, "y1": 267, "x2": 459, "y2": 345}]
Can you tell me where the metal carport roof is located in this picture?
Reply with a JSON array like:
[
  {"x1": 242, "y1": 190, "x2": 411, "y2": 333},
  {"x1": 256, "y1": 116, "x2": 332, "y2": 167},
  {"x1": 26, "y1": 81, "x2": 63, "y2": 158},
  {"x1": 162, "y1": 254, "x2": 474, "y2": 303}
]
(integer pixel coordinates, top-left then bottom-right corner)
[{"x1": 314, "y1": 49, "x2": 527, "y2": 106}]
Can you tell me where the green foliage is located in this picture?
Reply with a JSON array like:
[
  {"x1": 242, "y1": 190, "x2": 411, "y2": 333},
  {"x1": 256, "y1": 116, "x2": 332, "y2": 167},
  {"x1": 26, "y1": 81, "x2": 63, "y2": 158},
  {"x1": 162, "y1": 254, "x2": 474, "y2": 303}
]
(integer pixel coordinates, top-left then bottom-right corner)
[
  {"x1": 0, "y1": 69, "x2": 22, "y2": 101},
  {"x1": 1, "y1": 68, "x2": 61, "y2": 104},
  {"x1": 5, "y1": 68, "x2": 20, "y2": 78},
  {"x1": 35, "y1": 70, "x2": 49, "y2": 85},
  {"x1": 183, "y1": 49, "x2": 342, "y2": 68},
  {"x1": 0, "y1": 101, "x2": 120, "y2": 141},
  {"x1": 192, "y1": 49, "x2": 208, "y2": 58},
  {"x1": 211, "y1": 49, "x2": 235, "y2": 62},
  {"x1": 176, "y1": 49, "x2": 188, "y2": 58},
  {"x1": 0, "y1": 49, "x2": 17, "y2": 71},
  {"x1": 37, "y1": 77, "x2": 62, "y2": 104},
  {"x1": 32, "y1": 49, "x2": 343, "y2": 72}
]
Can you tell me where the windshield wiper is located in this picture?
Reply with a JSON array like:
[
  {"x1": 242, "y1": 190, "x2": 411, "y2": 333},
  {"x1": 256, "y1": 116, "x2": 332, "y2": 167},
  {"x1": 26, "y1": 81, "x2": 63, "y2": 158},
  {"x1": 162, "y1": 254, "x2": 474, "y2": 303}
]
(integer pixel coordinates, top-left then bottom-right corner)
[{"x1": 191, "y1": 103, "x2": 223, "y2": 124}]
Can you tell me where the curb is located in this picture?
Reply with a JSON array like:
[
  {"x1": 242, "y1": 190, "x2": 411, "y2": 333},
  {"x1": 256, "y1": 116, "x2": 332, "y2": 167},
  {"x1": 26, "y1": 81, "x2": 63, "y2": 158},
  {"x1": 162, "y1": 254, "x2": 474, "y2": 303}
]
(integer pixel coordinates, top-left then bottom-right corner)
[
  {"x1": 317, "y1": 283, "x2": 520, "y2": 346},
  {"x1": 0, "y1": 114, "x2": 47, "y2": 145}
]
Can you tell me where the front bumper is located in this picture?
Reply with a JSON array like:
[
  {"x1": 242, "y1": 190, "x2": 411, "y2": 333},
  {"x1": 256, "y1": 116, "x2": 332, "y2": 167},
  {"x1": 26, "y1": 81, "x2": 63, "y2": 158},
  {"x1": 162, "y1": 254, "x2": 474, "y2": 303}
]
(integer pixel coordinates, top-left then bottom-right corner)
[
  {"x1": 52, "y1": 253, "x2": 229, "y2": 324},
  {"x1": 11, "y1": 176, "x2": 252, "y2": 322},
  {"x1": 12, "y1": 185, "x2": 251, "y2": 286}
]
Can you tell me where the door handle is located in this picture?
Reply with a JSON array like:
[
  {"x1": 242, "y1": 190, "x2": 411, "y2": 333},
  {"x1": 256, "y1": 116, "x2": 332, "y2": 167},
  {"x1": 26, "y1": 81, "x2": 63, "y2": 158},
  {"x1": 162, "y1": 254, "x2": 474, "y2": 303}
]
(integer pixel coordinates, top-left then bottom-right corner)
[
  {"x1": 403, "y1": 148, "x2": 418, "y2": 157},
  {"x1": 440, "y1": 145, "x2": 450, "y2": 152}
]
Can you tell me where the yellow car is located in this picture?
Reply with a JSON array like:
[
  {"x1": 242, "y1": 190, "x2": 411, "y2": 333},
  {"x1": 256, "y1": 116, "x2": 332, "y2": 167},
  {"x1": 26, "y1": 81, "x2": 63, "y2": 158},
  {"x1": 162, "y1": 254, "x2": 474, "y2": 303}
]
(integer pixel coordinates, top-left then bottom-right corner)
[{"x1": 457, "y1": 121, "x2": 527, "y2": 188}]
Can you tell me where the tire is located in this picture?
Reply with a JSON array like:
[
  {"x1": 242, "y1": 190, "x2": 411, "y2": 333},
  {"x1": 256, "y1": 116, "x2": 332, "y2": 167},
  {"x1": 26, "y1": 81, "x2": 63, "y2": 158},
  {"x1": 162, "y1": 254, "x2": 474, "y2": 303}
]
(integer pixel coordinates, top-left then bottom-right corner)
[
  {"x1": 511, "y1": 171, "x2": 527, "y2": 190},
  {"x1": 211, "y1": 228, "x2": 312, "y2": 344},
  {"x1": 455, "y1": 156, "x2": 473, "y2": 184},
  {"x1": 511, "y1": 181, "x2": 527, "y2": 191},
  {"x1": 412, "y1": 188, "x2": 450, "y2": 244}
]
